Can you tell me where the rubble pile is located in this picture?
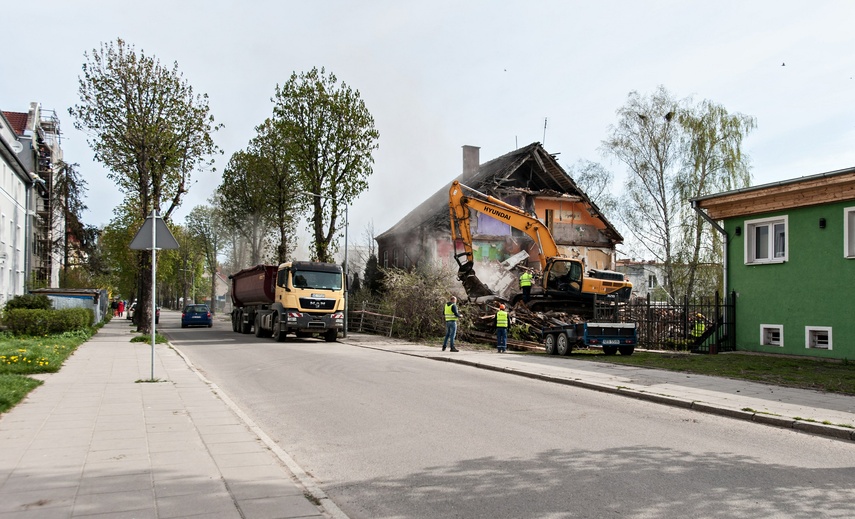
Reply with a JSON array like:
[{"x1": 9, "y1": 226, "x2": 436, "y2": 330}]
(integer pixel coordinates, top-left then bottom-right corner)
[{"x1": 467, "y1": 300, "x2": 585, "y2": 342}]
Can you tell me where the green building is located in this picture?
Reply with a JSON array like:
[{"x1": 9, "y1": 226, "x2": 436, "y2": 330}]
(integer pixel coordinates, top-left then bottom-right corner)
[{"x1": 693, "y1": 167, "x2": 855, "y2": 359}]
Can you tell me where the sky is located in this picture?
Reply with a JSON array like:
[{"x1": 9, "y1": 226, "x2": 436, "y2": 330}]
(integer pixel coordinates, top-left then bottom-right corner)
[{"x1": 3, "y1": 0, "x2": 854, "y2": 262}]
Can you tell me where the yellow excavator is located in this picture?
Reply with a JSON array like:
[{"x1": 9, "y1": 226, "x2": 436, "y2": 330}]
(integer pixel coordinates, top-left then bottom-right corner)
[{"x1": 448, "y1": 180, "x2": 632, "y2": 314}]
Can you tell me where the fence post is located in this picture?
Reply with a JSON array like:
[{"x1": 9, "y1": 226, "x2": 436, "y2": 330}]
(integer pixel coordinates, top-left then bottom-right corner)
[
  {"x1": 359, "y1": 300, "x2": 366, "y2": 332},
  {"x1": 711, "y1": 291, "x2": 720, "y2": 354},
  {"x1": 645, "y1": 293, "x2": 652, "y2": 350}
]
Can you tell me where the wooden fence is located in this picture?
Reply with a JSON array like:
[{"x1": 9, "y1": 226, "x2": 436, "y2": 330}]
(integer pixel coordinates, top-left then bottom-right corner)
[{"x1": 348, "y1": 301, "x2": 397, "y2": 337}]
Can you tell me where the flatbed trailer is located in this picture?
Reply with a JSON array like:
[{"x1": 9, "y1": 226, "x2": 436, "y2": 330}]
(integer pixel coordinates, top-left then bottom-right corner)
[{"x1": 541, "y1": 321, "x2": 637, "y2": 356}]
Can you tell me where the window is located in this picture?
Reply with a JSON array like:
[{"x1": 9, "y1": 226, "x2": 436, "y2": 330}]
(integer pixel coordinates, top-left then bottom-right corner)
[
  {"x1": 760, "y1": 324, "x2": 783, "y2": 347},
  {"x1": 393, "y1": 249, "x2": 399, "y2": 267},
  {"x1": 647, "y1": 274, "x2": 657, "y2": 289},
  {"x1": 745, "y1": 216, "x2": 787, "y2": 264},
  {"x1": 845, "y1": 207, "x2": 855, "y2": 258},
  {"x1": 382, "y1": 250, "x2": 388, "y2": 268},
  {"x1": 805, "y1": 326, "x2": 832, "y2": 350}
]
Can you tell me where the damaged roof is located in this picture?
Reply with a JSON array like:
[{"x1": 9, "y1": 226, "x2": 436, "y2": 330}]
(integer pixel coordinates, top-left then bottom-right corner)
[{"x1": 377, "y1": 142, "x2": 623, "y2": 242}]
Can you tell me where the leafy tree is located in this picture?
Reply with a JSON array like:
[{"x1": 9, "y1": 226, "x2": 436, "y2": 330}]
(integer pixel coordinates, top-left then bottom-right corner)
[
  {"x1": 603, "y1": 86, "x2": 754, "y2": 301},
  {"x1": 271, "y1": 67, "x2": 379, "y2": 263},
  {"x1": 677, "y1": 100, "x2": 756, "y2": 298},
  {"x1": 217, "y1": 150, "x2": 274, "y2": 266},
  {"x1": 249, "y1": 118, "x2": 299, "y2": 263},
  {"x1": 69, "y1": 38, "x2": 221, "y2": 332},
  {"x1": 185, "y1": 202, "x2": 224, "y2": 313},
  {"x1": 566, "y1": 159, "x2": 619, "y2": 219}
]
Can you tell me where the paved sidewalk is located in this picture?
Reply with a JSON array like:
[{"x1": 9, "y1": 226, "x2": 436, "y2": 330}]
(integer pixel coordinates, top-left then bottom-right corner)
[
  {"x1": 340, "y1": 334, "x2": 855, "y2": 442},
  {"x1": 0, "y1": 319, "x2": 337, "y2": 519}
]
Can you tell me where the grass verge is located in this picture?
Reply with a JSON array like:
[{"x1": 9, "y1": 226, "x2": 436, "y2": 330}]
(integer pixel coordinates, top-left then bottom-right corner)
[
  {"x1": 0, "y1": 329, "x2": 94, "y2": 413},
  {"x1": 568, "y1": 349, "x2": 855, "y2": 395}
]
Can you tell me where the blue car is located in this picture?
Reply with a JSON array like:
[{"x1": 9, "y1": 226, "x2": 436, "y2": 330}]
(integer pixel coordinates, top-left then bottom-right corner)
[{"x1": 181, "y1": 304, "x2": 213, "y2": 328}]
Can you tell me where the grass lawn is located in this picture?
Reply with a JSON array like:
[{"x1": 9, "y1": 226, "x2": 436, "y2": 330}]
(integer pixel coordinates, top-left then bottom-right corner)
[
  {"x1": 0, "y1": 329, "x2": 93, "y2": 413},
  {"x1": 568, "y1": 349, "x2": 855, "y2": 396}
]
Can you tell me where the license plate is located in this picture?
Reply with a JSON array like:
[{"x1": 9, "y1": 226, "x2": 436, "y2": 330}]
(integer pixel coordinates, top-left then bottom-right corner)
[
  {"x1": 192, "y1": 316, "x2": 200, "y2": 319},
  {"x1": 603, "y1": 339, "x2": 619, "y2": 345}
]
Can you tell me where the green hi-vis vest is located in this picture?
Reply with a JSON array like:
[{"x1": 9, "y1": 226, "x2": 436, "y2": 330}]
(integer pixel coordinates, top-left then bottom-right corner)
[
  {"x1": 520, "y1": 272, "x2": 533, "y2": 287},
  {"x1": 444, "y1": 303, "x2": 458, "y2": 321},
  {"x1": 496, "y1": 310, "x2": 509, "y2": 328}
]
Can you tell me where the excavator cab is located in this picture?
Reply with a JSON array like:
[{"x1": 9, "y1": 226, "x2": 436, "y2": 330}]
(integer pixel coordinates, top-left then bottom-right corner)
[{"x1": 544, "y1": 258, "x2": 584, "y2": 295}]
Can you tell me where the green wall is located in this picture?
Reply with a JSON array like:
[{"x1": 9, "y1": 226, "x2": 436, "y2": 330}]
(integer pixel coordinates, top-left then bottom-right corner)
[{"x1": 727, "y1": 201, "x2": 855, "y2": 359}]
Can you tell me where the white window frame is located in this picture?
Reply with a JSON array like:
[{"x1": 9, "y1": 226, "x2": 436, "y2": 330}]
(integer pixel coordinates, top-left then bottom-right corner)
[
  {"x1": 805, "y1": 326, "x2": 832, "y2": 350},
  {"x1": 744, "y1": 215, "x2": 788, "y2": 265},
  {"x1": 844, "y1": 206, "x2": 855, "y2": 258},
  {"x1": 760, "y1": 324, "x2": 783, "y2": 347}
]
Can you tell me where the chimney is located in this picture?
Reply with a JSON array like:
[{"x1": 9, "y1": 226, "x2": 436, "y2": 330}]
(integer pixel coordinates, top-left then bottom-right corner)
[{"x1": 462, "y1": 145, "x2": 480, "y2": 180}]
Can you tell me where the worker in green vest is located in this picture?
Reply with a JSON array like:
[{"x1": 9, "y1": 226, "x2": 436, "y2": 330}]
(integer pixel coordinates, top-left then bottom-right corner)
[
  {"x1": 442, "y1": 296, "x2": 460, "y2": 352},
  {"x1": 495, "y1": 303, "x2": 509, "y2": 353},
  {"x1": 691, "y1": 313, "x2": 706, "y2": 339},
  {"x1": 519, "y1": 270, "x2": 534, "y2": 303}
]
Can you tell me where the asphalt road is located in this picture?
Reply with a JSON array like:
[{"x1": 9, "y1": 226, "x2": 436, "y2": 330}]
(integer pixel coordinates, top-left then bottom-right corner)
[{"x1": 162, "y1": 311, "x2": 855, "y2": 519}]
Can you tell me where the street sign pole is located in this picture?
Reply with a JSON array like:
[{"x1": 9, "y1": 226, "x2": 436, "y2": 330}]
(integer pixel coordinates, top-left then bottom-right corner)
[
  {"x1": 130, "y1": 210, "x2": 179, "y2": 381},
  {"x1": 151, "y1": 209, "x2": 157, "y2": 380}
]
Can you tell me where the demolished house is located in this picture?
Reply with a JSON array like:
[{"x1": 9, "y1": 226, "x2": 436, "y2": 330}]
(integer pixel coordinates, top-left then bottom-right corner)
[{"x1": 376, "y1": 143, "x2": 624, "y2": 300}]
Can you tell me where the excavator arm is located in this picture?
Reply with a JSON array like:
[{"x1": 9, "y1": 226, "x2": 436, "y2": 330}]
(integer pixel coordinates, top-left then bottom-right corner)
[
  {"x1": 448, "y1": 180, "x2": 633, "y2": 307},
  {"x1": 449, "y1": 180, "x2": 559, "y2": 270}
]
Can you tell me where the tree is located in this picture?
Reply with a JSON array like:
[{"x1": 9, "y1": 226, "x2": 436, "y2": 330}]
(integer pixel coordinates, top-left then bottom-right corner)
[
  {"x1": 363, "y1": 254, "x2": 384, "y2": 295},
  {"x1": 185, "y1": 202, "x2": 224, "y2": 313},
  {"x1": 566, "y1": 160, "x2": 619, "y2": 218},
  {"x1": 249, "y1": 119, "x2": 299, "y2": 263},
  {"x1": 603, "y1": 86, "x2": 754, "y2": 301},
  {"x1": 677, "y1": 100, "x2": 756, "y2": 298},
  {"x1": 271, "y1": 67, "x2": 379, "y2": 263},
  {"x1": 217, "y1": 150, "x2": 275, "y2": 266},
  {"x1": 69, "y1": 38, "x2": 221, "y2": 332}
]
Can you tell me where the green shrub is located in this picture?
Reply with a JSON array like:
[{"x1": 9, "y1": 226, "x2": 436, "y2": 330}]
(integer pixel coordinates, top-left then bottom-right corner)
[
  {"x1": 4, "y1": 308, "x2": 94, "y2": 336},
  {"x1": 5, "y1": 294, "x2": 52, "y2": 311}
]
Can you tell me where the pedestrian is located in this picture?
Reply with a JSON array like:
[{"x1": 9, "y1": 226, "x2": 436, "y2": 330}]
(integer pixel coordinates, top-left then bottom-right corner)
[
  {"x1": 519, "y1": 270, "x2": 533, "y2": 303},
  {"x1": 442, "y1": 296, "x2": 461, "y2": 352},
  {"x1": 111, "y1": 299, "x2": 118, "y2": 317},
  {"x1": 118, "y1": 300, "x2": 125, "y2": 317},
  {"x1": 495, "y1": 303, "x2": 509, "y2": 353}
]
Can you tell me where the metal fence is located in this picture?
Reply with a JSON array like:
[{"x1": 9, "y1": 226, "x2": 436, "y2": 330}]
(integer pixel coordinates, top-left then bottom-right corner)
[{"x1": 594, "y1": 291, "x2": 736, "y2": 354}]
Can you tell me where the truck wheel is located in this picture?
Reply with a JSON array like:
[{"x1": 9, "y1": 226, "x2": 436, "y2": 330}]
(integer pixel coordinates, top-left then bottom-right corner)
[
  {"x1": 271, "y1": 314, "x2": 286, "y2": 342},
  {"x1": 543, "y1": 334, "x2": 557, "y2": 355},
  {"x1": 557, "y1": 333, "x2": 572, "y2": 356},
  {"x1": 254, "y1": 316, "x2": 264, "y2": 337},
  {"x1": 324, "y1": 329, "x2": 338, "y2": 342},
  {"x1": 619, "y1": 345, "x2": 635, "y2": 356},
  {"x1": 603, "y1": 345, "x2": 618, "y2": 356}
]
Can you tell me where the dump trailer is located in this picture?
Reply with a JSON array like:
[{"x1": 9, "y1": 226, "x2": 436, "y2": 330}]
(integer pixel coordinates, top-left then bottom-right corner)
[
  {"x1": 541, "y1": 321, "x2": 637, "y2": 356},
  {"x1": 230, "y1": 261, "x2": 345, "y2": 342}
]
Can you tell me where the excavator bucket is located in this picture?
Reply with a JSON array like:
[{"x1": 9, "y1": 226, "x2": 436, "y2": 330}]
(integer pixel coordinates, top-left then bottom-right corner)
[{"x1": 456, "y1": 260, "x2": 495, "y2": 299}]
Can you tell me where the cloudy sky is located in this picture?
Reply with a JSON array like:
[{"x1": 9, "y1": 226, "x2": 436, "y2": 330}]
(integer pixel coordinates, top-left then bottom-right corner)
[{"x1": 3, "y1": 1, "x2": 854, "y2": 259}]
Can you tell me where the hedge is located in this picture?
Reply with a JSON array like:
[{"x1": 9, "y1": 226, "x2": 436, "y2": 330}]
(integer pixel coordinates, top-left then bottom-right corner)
[{"x1": 4, "y1": 308, "x2": 94, "y2": 336}]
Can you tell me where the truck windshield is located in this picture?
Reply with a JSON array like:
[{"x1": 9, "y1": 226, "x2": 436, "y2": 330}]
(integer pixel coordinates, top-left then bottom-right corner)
[{"x1": 292, "y1": 269, "x2": 342, "y2": 291}]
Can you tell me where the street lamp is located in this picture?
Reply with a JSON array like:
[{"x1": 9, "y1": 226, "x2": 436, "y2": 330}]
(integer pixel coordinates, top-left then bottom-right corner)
[{"x1": 300, "y1": 191, "x2": 349, "y2": 338}]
